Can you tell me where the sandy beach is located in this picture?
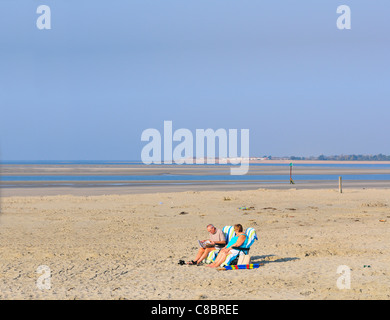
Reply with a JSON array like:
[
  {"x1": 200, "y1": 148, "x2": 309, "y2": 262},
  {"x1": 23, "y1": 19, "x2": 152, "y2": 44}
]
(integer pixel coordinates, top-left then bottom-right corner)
[{"x1": 1, "y1": 186, "x2": 389, "y2": 300}]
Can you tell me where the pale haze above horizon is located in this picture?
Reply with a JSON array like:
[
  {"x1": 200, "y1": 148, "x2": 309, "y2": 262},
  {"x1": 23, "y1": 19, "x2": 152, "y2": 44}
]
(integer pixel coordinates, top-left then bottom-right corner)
[{"x1": 1, "y1": 1, "x2": 389, "y2": 161}]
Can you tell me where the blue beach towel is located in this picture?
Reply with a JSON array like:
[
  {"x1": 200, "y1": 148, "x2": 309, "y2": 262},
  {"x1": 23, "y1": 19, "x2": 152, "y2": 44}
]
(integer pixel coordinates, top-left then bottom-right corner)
[{"x1": 220, "y1": 227, "x2": 258, "y2": 267}]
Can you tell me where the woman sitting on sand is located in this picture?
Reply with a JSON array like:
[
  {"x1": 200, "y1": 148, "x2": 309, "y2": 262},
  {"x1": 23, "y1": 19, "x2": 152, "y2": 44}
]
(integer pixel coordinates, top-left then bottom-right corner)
[{"x1": 207, "y1": 224, "x2": 248, "y2": 268}]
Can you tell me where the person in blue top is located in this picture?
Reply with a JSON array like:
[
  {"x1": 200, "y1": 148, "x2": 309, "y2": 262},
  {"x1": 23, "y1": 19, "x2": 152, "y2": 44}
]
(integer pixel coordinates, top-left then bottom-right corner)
[{"x1": 207, "y1": 224, "x2": 248, "y2": 268}]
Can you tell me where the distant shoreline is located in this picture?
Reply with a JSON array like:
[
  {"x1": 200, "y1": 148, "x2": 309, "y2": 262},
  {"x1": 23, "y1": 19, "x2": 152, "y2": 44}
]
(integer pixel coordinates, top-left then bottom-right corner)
[
  {"x1": 1, "y1": 160, "x2": 390, "y2": 196},
  {"x1": 250, "y1": 160, "x2": 390, "y2": 165},
  {"x1": 3, "y1": 160, "x2": 390, "y2": 165}
]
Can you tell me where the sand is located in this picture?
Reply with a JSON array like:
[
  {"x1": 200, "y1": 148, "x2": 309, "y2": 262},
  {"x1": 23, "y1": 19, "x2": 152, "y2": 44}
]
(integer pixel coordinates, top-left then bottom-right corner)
[{"x1": 0, "y1": 187, "x2": 389, "y2": 300}]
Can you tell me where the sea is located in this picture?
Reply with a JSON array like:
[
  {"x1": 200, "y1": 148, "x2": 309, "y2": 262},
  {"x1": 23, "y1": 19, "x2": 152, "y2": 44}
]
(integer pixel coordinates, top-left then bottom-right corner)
[{"x1": 1, "y1": 161, "x2": 390, "y2": 186}]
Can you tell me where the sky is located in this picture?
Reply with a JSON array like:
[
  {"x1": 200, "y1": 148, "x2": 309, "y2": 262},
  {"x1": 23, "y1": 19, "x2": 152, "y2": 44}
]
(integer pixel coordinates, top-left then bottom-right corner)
[{"x1": 0, "y1": 0, "x2": 389, "y2": 160}]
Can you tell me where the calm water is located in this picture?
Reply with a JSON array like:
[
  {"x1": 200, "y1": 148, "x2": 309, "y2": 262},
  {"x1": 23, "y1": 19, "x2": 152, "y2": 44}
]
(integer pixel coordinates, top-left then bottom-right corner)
[
  {"x1": 2, "y1": 160, "x2": 390, "y2": 169},
  {"x1": 1, "y1": 161, "x2": 390, "y2": 184},
  {"x1": 2, "y1": 174, "x2": 390, "y2": 182}
]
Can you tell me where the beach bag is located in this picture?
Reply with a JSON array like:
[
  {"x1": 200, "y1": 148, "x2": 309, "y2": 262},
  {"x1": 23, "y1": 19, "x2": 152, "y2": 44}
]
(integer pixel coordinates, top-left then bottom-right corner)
[{"x1": 237, "y1": 254, "x2": 251, "y2": 265}]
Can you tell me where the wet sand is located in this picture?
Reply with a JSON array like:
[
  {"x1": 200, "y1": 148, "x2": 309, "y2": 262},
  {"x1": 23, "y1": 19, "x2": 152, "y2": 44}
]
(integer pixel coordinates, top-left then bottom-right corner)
[
  {"x1": 1, "y1": 161, "x2": 390, "y2": 197},
  {"x1": 3, "y1": 162, "x2": 390, "y2": 177}
]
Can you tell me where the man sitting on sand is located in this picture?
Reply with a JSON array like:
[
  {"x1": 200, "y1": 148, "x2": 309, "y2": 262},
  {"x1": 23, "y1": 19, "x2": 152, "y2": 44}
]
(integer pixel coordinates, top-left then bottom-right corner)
[{"x1": 188, "y1": 224, "x2": 226, "y2": 265}]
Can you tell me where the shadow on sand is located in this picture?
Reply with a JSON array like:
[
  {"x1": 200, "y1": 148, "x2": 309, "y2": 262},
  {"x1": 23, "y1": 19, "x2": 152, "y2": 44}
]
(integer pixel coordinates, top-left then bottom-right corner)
[{"x1": 250, "y1": 254, "x2": 300, "y2": 265}]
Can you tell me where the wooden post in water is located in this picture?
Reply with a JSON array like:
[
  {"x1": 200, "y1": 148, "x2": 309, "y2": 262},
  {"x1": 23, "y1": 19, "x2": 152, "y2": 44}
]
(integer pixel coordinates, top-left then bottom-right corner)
[
  {"x1": 289, "y1": 163, "x2": 294, "y2": 184},
  {"x1": 339, "y1": 176, "x2": 342, "y2": 193}
]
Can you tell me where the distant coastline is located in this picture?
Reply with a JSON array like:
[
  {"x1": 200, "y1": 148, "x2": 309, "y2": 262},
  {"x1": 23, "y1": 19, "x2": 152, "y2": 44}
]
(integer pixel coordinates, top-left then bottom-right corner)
[
  {"x1": 3, "y1": 159, "x2": 390, "y2": 165},
  {"x1": 1, "y1": 160, "x2": 390, "y2": 197},
  {"x1": 252, "y1": 153, "x2": 390, "y2": 163},
  {"x1": 250, "y1": 159, "x2": 390, "y2": 165}
]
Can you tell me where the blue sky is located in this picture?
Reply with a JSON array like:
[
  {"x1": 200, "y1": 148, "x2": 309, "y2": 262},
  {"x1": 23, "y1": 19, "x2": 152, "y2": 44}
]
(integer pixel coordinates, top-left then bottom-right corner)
[{"x1": 0, "y1": 1, "x2": 389, "y2": 160}]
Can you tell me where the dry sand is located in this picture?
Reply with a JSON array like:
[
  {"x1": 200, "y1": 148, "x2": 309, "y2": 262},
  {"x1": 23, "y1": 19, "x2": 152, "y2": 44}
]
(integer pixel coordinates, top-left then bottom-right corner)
[{"x1": 1, "y1": 188, "x2": 389, "y2": 299}]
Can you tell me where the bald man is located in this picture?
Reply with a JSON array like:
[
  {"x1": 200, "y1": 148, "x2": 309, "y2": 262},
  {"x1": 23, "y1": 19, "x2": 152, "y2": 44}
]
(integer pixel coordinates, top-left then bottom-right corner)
[{"x1": 188, "y1": 224, "x2": 226, "y2": 265}]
